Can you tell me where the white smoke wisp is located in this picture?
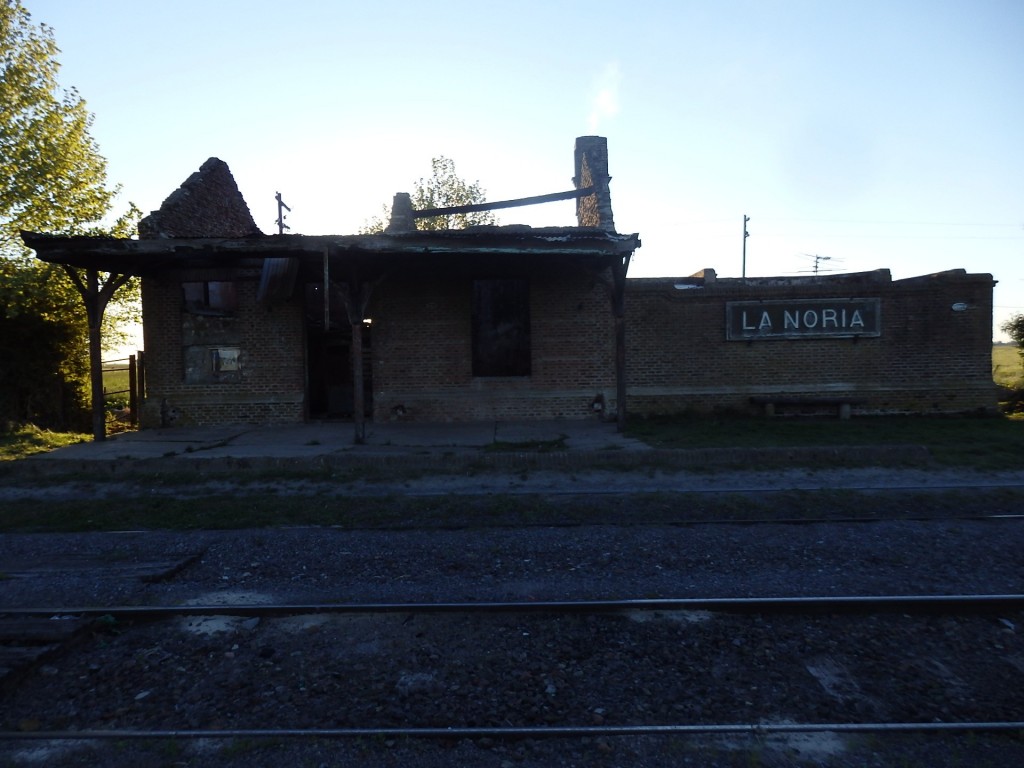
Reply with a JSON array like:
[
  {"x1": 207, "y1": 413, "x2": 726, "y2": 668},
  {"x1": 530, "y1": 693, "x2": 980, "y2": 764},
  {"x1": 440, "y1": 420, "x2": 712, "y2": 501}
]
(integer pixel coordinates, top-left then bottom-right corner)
[{"x1": 588, "y1": 61, "x2": 622, "y2": 133}]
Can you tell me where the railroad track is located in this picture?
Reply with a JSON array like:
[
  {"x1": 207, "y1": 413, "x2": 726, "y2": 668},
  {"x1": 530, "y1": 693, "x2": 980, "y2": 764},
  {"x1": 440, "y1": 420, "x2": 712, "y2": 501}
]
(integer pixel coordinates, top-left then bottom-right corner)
[
  {"x1": 3, "y1": 593, "x2": 1024, "y2": 620},
  {"x1": 3, "y1": 511, "x2": 1023, "y2": 765},
  {"x1": 3, "y1": 594, "x2": 1023, "y2": 747}
]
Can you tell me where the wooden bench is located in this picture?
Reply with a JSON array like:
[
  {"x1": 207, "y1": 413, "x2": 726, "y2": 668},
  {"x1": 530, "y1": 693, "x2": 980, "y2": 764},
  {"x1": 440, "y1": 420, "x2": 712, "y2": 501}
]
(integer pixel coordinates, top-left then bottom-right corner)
[{"x1": 749, "y1": 396, "x2": 866, "y2": 420}]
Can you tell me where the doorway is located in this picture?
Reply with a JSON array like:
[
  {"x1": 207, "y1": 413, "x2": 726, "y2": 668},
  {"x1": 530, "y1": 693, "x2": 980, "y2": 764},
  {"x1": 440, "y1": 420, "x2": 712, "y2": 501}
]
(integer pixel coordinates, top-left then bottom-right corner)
[{"x1": 304, "y1": 283, "x2": 372, "y2": 419}]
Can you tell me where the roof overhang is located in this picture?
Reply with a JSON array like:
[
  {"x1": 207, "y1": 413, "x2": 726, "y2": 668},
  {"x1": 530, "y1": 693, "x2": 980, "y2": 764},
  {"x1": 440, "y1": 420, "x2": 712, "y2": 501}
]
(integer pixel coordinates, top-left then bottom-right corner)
[{"x1": 21, "y1": 228, "x2": 641, "y2": 278}]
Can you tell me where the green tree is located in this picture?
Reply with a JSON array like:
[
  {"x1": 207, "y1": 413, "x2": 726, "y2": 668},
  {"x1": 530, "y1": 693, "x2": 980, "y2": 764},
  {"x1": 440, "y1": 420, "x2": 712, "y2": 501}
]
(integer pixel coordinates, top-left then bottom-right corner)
[
  {"x1": 1, "y1": 1, "x2": 117, "y2": 250},
  {"x1": 361, "y1": 156, "x2": 497, "y2": 233},
  {"x1": 1, "y1": 0, "x2": 140, "y2": 431},
  {"x1": 0, "y1": 255, "x2": 89, "y2": 429}
]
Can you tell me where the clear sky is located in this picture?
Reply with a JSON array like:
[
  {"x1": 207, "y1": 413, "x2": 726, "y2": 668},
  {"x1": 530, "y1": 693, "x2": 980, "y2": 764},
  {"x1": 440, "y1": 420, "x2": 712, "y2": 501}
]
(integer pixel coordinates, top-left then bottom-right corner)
[{"x1": 28, "y1": 0, "x2": 1024, "y2": 340}]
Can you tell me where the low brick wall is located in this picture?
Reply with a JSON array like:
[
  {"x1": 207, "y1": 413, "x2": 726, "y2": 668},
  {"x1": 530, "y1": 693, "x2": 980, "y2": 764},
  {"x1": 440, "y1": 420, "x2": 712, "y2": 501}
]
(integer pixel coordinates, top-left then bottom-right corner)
[{"x1": 624, "y1": 269, "x2": 997, "y2": 416}]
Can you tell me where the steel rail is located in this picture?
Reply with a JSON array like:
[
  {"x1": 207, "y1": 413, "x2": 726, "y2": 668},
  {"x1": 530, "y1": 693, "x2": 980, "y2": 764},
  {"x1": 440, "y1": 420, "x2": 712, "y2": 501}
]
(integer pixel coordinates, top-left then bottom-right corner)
[
  {"x1": 4, "y1": 594, "x2": 1024, "y2": 620},
  {"x1": 390, "y1": 484, "x2": 1024, "y2": 497},
  {"x1": 38, "y1": 512, "x2": 1024, "y2": 538},
  {"x1": 3, "y1": 721, "x2": 1023, "y2": 741},
  {"x1": 342, "y1": 513, "x2": 1024, "y2": 531}
]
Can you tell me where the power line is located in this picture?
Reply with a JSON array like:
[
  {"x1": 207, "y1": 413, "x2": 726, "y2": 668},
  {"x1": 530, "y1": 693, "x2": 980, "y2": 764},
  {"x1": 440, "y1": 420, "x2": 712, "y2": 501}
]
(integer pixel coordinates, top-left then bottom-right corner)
[{"x1": 760, "y1": 217, "x2": 1020, "y2": 228}]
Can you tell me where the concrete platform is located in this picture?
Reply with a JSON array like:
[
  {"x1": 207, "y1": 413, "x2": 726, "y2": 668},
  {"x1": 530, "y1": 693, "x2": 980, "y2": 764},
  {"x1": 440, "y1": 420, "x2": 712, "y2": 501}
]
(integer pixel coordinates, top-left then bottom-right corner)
[
  {"x1": 24, "y1": 419, "x2": 649, "y2": 462},
  {"x1": 9, "y1": 420, "x2": 1024, "y2": 497}
]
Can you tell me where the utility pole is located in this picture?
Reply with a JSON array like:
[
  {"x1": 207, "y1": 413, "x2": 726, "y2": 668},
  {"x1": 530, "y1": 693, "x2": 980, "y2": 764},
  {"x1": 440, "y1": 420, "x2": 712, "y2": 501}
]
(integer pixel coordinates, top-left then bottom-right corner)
[
  {"x1": 276, "y1": 192, "x2": 291, "y2": 235},
  {"x1": 742, "y1": 215, "x2": 750, "y2": 279}
]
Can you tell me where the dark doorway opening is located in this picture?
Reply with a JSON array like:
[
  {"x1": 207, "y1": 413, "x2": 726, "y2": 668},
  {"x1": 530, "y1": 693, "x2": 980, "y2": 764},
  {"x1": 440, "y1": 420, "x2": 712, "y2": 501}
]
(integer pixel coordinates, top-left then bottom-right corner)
[{"x1": 305, "y1": 283, "x2": 372, "y2": 419}]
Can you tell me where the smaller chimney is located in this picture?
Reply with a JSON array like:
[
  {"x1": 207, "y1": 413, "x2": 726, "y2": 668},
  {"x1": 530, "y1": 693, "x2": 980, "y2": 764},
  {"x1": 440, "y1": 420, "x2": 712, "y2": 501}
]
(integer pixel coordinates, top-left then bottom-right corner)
[
  {"x1": 385, "y1": 192, "x2": 415, "y2": 233},
  {"x1": 573, "y1": 136, "x2": 615, "y2": 232}
]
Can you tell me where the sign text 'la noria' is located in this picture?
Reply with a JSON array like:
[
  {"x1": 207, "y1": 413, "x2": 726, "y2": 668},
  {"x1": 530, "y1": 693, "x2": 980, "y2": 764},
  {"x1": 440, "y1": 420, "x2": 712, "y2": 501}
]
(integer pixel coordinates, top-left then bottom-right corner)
[{"x1": 726, "y1": 299, "x2": 881, "y2": 340}]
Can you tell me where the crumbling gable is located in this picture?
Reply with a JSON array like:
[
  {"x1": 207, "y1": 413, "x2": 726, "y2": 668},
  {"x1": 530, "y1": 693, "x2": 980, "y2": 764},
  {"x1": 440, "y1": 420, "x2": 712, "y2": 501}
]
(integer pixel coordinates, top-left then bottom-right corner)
[{"x1": 138, "y1": 158, "x2": 261, "y2": 239}]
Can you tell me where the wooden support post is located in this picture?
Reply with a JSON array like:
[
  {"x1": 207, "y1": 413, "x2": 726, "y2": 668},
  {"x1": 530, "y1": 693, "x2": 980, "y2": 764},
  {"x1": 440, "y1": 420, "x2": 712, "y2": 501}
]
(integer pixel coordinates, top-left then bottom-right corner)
[
  {"x1": 63, "y1": 266, "x2": 133, "y2": 442},
  {"x1": 592, "y1": 251, "x2": 633, "y2": 432},
  {"x1": 611, "y1": 253, "x2": 631, "y2": 432},
  {"x1": 86, "y1": 287, "x2": 105, "y2": 441},
  {"x1": 351, "y1": 319, "x2": 365, "y2": 444},
  {"x1": 332, "y1": 257, "x2": 378, "y2": 446}
]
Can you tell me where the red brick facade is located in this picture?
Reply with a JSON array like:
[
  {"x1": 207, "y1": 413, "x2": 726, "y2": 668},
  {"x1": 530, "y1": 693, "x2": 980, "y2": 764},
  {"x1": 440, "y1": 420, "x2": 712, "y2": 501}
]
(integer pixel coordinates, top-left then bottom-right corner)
[
  {"x1": 26, "y1": 138, "x2": 998, "y2": 428},
  {"x1": 139, "y1": 266, "x2": 618, "y2": 427},
  {"x1": 137, "y1": 264, "x2": 995, "y2": 428},
  {"x1": 140, "y1": 269, "x2": 306, "y2": 427},
  {"x1": 625, "y1": 268, "x2": 996, "y2": 416},
  {"x1": 370, "y1": 271, "x2": 614, "y2": 423}
]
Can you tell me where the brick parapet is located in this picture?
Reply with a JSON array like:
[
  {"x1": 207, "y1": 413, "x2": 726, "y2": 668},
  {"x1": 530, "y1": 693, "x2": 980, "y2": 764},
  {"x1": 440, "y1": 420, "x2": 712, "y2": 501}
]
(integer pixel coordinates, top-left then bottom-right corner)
[{"x1": 623, "y1": 270, "x2": 996, "y2": 416}]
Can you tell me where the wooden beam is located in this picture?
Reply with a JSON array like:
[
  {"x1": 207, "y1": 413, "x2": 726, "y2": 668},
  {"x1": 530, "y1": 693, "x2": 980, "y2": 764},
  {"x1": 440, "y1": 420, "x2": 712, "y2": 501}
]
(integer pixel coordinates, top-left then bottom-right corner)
[
  {"x1": 611, "y1": 252, "x2": 631, "y2": 432},
  {"x1": 413, "y1": 186, "x2": 596, "y2": 218}
]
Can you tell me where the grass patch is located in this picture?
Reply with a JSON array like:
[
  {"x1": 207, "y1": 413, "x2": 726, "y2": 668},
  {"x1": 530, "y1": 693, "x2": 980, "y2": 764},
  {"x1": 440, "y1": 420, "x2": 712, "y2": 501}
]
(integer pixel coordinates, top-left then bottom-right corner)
[
  {"x1": 625, "y1": 412, "x2": 1024, "y2": 470},
  {"x1": 0, "y1": 493, "x2": 566, "y2": 533},
  {"x1": 0, "y1": 424, "x2": 88, "y2": 461},
  {"x1": 485, "y1": 436, "x2": 568, "y2": 453},
  {"x1": 2, "y1": 487, "x2": 1023, "y2": 534}
]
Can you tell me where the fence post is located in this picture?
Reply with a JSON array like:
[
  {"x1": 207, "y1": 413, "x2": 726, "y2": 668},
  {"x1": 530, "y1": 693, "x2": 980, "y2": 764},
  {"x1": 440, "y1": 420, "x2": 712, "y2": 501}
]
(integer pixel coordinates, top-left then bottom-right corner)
[
  {"x1": 137, "y1": 350, "x2": 146, "y2": 409},
  {"x1": 128, "y1": 355, "x2": 138, "y2": 427}
]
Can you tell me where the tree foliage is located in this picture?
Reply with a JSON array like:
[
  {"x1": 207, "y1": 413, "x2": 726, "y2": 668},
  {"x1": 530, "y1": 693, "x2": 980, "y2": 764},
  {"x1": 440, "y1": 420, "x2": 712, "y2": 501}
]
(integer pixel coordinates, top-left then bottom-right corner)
[
  {"x1": 361, "y1": 156, "x2": 497, "y2": 233},
  {"x1": 1, "y1": 1, "x2": 118, "y2": 251},
  {"x1": 411, "y1": 156, "x2": 497, "y2": 231},
  {"x1": 1, "y1": 1, "x2": 139, "y2": 430},
  {"x1": 0, "y1": 255, "x2": 90, "y2": 429}
]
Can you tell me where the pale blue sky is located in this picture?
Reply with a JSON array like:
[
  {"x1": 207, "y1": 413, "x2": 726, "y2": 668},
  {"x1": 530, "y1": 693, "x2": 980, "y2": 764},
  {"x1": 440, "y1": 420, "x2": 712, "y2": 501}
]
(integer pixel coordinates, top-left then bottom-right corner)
[{"x1": 30, "y1": 0, "x2": 1024, "y2": 340}]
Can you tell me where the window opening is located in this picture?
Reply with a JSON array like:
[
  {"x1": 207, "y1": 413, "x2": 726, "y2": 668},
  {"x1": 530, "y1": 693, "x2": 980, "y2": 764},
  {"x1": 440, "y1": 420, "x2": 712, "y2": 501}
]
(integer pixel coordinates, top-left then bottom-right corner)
[
  {"x1": 183, "y1": 281, "x2": 237, "y2": 315},
  {"x1": 472, "y1": 278, "x2": 531, "y2": 377}
]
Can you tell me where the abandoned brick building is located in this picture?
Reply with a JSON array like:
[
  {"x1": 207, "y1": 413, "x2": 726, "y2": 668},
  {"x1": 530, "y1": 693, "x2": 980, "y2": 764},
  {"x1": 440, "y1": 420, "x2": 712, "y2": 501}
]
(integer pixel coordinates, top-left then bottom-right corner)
[{"x1": 24, "y1": 136, "x2": 997, "y2": 432}]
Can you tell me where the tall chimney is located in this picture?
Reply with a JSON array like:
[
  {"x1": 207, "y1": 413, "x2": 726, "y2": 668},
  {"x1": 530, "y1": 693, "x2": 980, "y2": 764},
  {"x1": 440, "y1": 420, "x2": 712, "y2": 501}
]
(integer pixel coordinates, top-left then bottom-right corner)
[
  {"x1": 573, "y1": 136, "x2": 615, "y2": 232},
  {"x1": 385, "y1": 192, "x2": 415, "y2": 233}
]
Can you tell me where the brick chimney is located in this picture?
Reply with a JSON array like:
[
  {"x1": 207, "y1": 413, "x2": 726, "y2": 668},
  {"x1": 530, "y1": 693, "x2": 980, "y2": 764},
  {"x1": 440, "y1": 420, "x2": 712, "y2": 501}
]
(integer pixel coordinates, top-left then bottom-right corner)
[
  {"x1": 573, "y1": 136, "x2": 615, "y2": 232},
  {"x1": 385, "y1": 192, "x2": 415, "y2": 233}
]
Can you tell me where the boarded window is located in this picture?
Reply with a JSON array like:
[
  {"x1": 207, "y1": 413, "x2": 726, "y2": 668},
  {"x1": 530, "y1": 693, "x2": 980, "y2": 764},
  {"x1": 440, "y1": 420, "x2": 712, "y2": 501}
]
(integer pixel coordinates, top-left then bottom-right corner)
[
  {"x1": 184, "y1": 346, "x2": 243, "y2": 384},
  {"x1": 472, "y1": 279, "x2": 531, "y2": 377},
  {"x1": 183, "y1": 281, "x2": 237, "y2": 315}
]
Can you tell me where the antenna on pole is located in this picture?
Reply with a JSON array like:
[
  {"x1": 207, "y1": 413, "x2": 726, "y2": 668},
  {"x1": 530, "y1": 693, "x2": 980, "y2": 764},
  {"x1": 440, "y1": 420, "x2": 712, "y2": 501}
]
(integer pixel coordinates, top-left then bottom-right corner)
[
  {"x1": 275, "y1": 192, "x2": 291, "y2": 235},
  {"x1": 742, "y1": 215, "x2": 750, "y2": 279},
  {"x1": 797, "y1": 253, "x2": 841, "y2": 275}
]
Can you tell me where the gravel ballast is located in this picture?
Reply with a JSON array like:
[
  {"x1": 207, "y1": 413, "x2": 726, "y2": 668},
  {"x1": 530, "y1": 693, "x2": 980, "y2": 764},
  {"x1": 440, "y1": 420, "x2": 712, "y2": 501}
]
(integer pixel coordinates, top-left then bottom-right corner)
[{"x1": 2, "y1": 470, "x2": 1024, "y2": 766}]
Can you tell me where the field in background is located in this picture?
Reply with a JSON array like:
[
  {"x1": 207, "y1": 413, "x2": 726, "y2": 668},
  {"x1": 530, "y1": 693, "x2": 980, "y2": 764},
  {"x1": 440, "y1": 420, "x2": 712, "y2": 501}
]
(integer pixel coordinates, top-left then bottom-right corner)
[
  {"x1": 993, "y1": 344, "x2": 1022, "y2": 388},
  {"x1": 101, "y1": 360, "x2": 133, "y2": 408}
]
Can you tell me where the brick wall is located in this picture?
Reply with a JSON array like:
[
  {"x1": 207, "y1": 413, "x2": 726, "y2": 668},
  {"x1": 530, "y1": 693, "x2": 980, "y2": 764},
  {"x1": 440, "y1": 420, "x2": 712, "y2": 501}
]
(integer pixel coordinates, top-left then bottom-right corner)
[
  {"x1": 574, "y1": 136, "x2": 615, "y2": 232},
  {"x1": 138, "y1": 158, "x2": 261, "y2": 239},
  {"x1": 139, "y1": 268, "x2": 305, "y2": 427},
  {"x1": 138, "y1": 264, "x2": 995, "y2": 428},
  {"x1": 624, "y1": 269, "x2": 997, "y2": 416},
  {"x1": 370, "y1": 270, "x2": 615, "y2": 422}
]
